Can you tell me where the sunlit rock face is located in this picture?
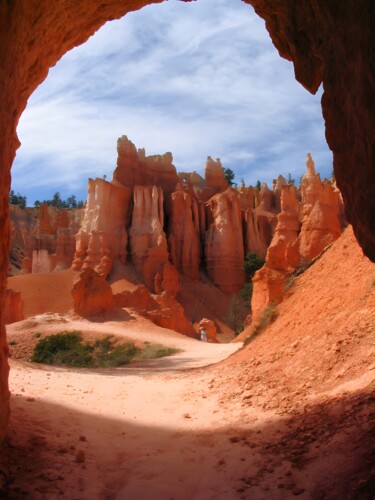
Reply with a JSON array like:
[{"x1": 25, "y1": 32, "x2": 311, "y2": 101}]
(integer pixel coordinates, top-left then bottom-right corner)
[
  {"x1": 167, "y1": 184, "x2": 201, "y2": 281},
  {"x1": 246, "y1": 0, "x2": 375, "y2": 260},
  {"x1": 9, "y1": 204, "x2": 81, "y2": 276},
  {"x1": 129, "y1": 185, "x2": 169, "y2": 291},
  {"x1": 72, "y1": 178, "x2": 131, "y2": 278},
  {"x1": 251, "y1": 155, "x2": 344, "y2": 320},
  {"x1": 0, "y1": 0, "x2": 374, "y2": 442},
  {"x1": 114, "y1": 136, "x2": 179, "y2": 194},
  {"x1": 298, "y1": 155, "x2": 342, "y2": 261},
  {"x1": 72, "y1": 268, "x2": 114, "y2": 316},
  {"x1": 205, "y1": 189, "x2": 245, "y2": 293},
  {"x1": 244, "y1": 183, "x2": 279, "y2": 258}
]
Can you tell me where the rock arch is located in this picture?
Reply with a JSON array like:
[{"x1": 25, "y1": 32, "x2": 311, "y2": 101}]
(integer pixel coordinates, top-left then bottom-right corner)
[{"x1": 0, "y1": 0, "x2": 374, "y2": 439}]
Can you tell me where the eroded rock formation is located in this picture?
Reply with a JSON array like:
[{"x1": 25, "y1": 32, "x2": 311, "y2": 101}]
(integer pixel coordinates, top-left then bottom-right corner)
[
  {"x1": 244, "y1": 183, "x2": 279, "y2": 258},
  {"x1": 252, "y1": 155, "x2": 344, "y2": 320},
  {"x1": 167, "y1": 185, "x2": 201, "y2": 280},
  {"x1": 114, "y1": 136, "x2": 179, "y2": 194},
  {"x1": 72, "y1": 178, "x2": 131, "y2": 278},
  {"x1": 205, "y1": 189, "x2": 245, "y2": 293},
  {"x1": 72, "y1": 268, "x2": 114, "y2": 317},
  {"x1": 130, "y1": 185, "x2": 169, "y2": 290},
  {"x1": 198, "y1": 318, "x2": 218, "y2": 343},
  {"x1": 9, "y1": 204, "x2": 81, "y2": 276},
  {"x1": 0, "y1": 0, "x2": 374, "y2": 441}
]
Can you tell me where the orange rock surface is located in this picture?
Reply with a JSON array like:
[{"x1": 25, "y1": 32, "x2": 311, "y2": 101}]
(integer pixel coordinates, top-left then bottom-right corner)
[
  {"x1": 198, "y1": 318, "x2": 218, "y2": 343},
  {"x1": 72, "y1": 268, "x2": 114, "y2": 317},
  {"x1": 130, "y1": 185, "x2": 169, "y2": 290},
  {"x1": 244, "y1": 183, "x2": 278, "y2": 258},
  {"x1": 113, "y1": 135, "x2": 179, "y2": 194},
  {"x1": 167, "y1": 185, "x2": 201, "y2": 280},
  {"x1": 205, "y1": 189, "x2": 245, "y2": 292},
  {"x1": 147, "y1": 292, "x2": 196, "y2": 337},
  {"x1": 4, "y1": 289, "x2": 24, "y2": 325},
  {"x1": 72, "y1": 178, "x2": 131, "y2": 278},
  {"x1": 251, "y1": 156, "x2": 344, "y2": 320}
]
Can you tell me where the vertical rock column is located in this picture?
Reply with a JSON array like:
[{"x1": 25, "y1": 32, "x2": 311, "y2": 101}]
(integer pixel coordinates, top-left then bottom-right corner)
[
  {"x1": 251, "y1": 184, "x2": 301, "y2": 320},
  {"x1": 205, "y1": 189, "x2": 245, "y2": 293},
  {"x1": 72, "y1": 178, "x2": 131, "y2": 278},
  {"x1": 130, "y1": 185, "x2": 169, "y2": 290},
  {"x1": 167, "y1": 184, "x2": 201, "y2": 280}
]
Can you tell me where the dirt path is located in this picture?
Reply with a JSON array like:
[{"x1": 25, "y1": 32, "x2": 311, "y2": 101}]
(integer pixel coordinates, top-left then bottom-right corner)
[{"x1": 2, "y1": 228, "x2": 375, "y2": 499}]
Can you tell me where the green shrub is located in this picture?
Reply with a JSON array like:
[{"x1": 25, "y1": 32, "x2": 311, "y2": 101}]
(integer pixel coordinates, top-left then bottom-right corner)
[
  {"x1": 240, "y1": 282, "x2": 253, "y2": 302},
  {"x1": 137, "y1": 343, "x2": 180, "y2": 360},
  {"x1": 31, "y1": 332, "x2": 178, "y2": 368},
  {"x1": 32, "y1": 331, "x2": 93, "y2": 367},
  {"x1": 243, "y1": 252, "x2": 265, "y2": 281},
  {"x1": 92, "y1": 336, "x2": 139, "y2": 367}
]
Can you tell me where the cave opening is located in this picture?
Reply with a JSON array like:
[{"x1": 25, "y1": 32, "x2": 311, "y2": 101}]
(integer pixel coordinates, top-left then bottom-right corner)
[{"x1": 0, "y1": 4, "x2": 374, "y2": 496}]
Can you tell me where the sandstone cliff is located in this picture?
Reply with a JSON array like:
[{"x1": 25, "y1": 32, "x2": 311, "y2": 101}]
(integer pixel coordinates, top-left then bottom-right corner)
[
  {"x1": 9, "y1": 204, "x2": 82, "y2": 276},
  {"x1": 251, "y1": 154, "x2": 344, "y2": 320},
  {"x1": 205, "y1": 188, "x2": 245, "y2": 293},
  {"x1": 72, "y1": 178, "x2": 131, "y2": 278},
  {"x1": 113, "y1": 135, "x2": 179, "y2": 194},
  {"x1": 167, "y1": 184, "x2": 201, "y2": 281}
]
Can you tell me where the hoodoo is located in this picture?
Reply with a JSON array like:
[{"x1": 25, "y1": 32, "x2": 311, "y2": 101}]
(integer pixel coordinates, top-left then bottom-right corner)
[{"x1": 0, "y1": 3, "x2": 374, "y2": 487}]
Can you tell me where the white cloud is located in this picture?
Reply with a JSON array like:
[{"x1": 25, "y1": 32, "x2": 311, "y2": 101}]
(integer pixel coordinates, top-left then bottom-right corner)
[{"x1": 12, "y1": 0, "x2": 331, "y2": 204}]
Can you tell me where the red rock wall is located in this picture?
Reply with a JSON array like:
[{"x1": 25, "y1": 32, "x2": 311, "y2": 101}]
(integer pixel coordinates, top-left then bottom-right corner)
[
  {"x1": 4, "y1": 289, "x2": 24, "y2": 325},
  {"x1": 72, "y1": 178, "x2": 131, "y2": 277},
  {"x1": 0, "y1": 0, "x2": 374, "y2": 442},
  {"x1": 114, "y1": 135, "x2": 179, "y2": 194},
  {"x1": 167, "y1": 186, "x2": 201, "y2": 280},
  {"x1": 205, "y1": 189, "x2": 245, "y2": 293}
]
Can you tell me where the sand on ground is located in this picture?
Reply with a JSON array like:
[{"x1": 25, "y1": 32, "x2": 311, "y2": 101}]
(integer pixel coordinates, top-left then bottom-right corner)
[{"x1": 1, "y1": 226, "x2": 375, "y2": 499}]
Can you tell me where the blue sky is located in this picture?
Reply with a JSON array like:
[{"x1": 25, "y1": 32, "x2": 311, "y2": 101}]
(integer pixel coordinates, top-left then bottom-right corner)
[{"x1": 11, "y1": 0, "x2": 332, "y2": 206}]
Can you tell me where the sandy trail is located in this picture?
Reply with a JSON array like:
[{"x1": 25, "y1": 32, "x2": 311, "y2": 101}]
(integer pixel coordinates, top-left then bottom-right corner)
[{"x1": 2, "y1": 228, "x2": 375, "y2": 499}]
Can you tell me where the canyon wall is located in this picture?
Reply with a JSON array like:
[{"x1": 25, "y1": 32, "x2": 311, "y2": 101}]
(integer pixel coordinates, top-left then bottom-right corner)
[
  {"x1": 0, "y1": 0, "x2": 373, "y2": 444},
  {"x1": 70, "y1": 136, "x2": 294, "y2": 295},
  {"x1": 252, "y1": 155, "x2": 344, "y2": 320},
  {"x1": 9, "y1": 204, "x2": 82, "y2": 276}
]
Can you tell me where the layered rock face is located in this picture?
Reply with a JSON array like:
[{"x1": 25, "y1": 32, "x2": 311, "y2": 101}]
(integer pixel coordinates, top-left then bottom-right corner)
[
  {"x1": 167, "y1": 185, "x2": 201, "y2": 281},
  {"x1": 205, "y1": 189, "x2": 245, "y2": 293},
  {"x1": 9, "y1": 204, "x2": 82, "y2": 276},
  {"x1": 252, "y1": 155, "x2": 344, "y2": 320},
  {"x1": 243, "y1": 183, "x2": 279, "y2": 258},
  {"x1": 0, "y1": 0, "x2": 374, "y2": 442},
  {"x1": 129, "y1": 185, "x2": 169, "y2": 290},
  {"x1": 114, "y1": 136, "x2": 179, "y2": 194},
  {"x1": 72, "y1": 178, "x2": 131, "y2": 278},
  {"x1": 72, "y1": 268, "x2": 114, "y2": 316},
  {"x1": 72, "y1": 137, "x2": 245, "y2": 295}
]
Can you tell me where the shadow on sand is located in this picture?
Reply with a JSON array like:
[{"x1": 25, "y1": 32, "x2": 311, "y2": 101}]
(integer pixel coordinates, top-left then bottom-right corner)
[{"x1": 0, "y1": 382, "x2": 374, "y2": 499}]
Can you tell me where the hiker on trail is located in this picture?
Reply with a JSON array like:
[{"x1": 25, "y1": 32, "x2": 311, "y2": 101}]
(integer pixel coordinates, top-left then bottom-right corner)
[{"x1": 200, "y1": 328, "x2": 207, "y2": 342}]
